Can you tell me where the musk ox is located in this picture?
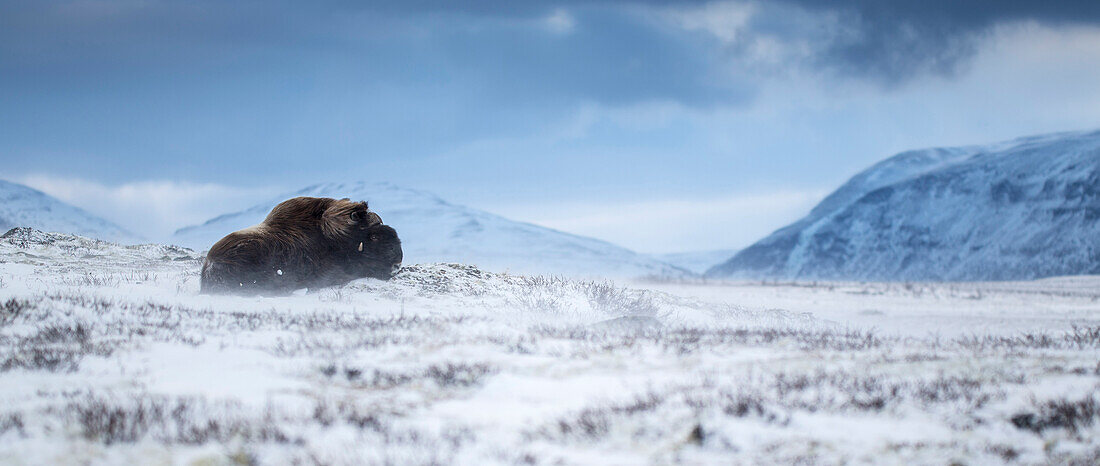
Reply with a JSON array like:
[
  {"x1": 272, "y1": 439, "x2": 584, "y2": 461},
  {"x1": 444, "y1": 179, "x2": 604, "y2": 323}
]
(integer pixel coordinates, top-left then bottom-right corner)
[{"x1": 199, "y1": 196, "x2": 402, "y2": 295}]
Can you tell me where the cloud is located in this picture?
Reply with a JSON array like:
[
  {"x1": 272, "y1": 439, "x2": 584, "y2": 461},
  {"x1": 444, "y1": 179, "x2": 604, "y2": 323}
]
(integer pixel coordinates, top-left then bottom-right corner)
[
  {"x1": 661, "y1": 0, "x2": 1100, "y2": 84},
  {"x1": 6, "y1": 0, "x2": 1098, "y2": 110},
  {"x1": 487, "y1": 189, "x2": 828, "y2": 254},
  {"x1": 668, "y1": 1, "x2": 755, "y2": 44},
  {"x1": 17, "y1": 175, "x2": 279, "y2": 242},
  {"x1": 543, "y1": 8, "x2": 576, "y2": 34},
  {"x1": 347, "y1": 1, "x2": 1100, "y2": 84},
  {"x1": 0, "y1": 1, "x2": 746, "y2": 107}
]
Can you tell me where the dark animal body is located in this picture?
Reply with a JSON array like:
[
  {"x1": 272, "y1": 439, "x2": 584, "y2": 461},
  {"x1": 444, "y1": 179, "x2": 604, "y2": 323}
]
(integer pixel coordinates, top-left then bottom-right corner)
[{"x1": 199, "y1": 197, "x2": 402, "y2": 295}]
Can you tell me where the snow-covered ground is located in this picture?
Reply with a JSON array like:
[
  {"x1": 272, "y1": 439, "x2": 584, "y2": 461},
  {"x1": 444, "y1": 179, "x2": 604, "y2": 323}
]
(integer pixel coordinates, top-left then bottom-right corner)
[{"x1": 2, "y1": 228, "x2": 1099, "y2": 465}]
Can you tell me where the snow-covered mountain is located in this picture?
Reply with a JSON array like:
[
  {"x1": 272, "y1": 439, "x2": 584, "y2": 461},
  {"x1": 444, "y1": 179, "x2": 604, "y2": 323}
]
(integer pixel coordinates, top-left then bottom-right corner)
[
  {"x1": 707, "y1": 130, "x2": 1100, "y2": 281},
  {"x1": 0, "y1": 178, "x2": 140, "y2": 244},
  {"x1": 173, "y1": 182, "x2": 691, "y2": 279},
  {"x1": 654, "y1": 248, "x2": 739, "y2": 275}
]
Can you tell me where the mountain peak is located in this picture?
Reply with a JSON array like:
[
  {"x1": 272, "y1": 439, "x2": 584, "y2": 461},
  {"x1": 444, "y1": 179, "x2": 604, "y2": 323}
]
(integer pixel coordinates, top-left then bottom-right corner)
[{"x1": 707, "y1": 129, "x2": 1100, "y2": 281}]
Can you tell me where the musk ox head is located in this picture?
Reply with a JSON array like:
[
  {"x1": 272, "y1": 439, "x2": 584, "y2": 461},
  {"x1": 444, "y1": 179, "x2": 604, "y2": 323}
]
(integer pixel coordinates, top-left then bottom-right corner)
[
  {"x1": 199, "y1": 196, "x2": 403, "y2": 295},
  {"x1": 342, "y1": 224, "x2": 403, "y2": 281}
]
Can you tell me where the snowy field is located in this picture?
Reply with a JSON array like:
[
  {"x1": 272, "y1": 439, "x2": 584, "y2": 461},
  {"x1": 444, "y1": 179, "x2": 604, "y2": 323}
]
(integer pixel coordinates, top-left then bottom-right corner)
[{"x1": 1, "y1": 228, "x2": 1099, "y2": 465}]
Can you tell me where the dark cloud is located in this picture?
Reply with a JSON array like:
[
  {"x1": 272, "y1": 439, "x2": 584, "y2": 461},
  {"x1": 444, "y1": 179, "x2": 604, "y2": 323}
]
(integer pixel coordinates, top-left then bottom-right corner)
[
  {"x1": 360, "y1": 0, "x2": 1100, "y2": 83},
  {"x1": 4, "y1": 0, "x2": 1098, "y2": 90},
  {"x1": 765, "y1": 0, "x2": 1100, "y2": 83}
]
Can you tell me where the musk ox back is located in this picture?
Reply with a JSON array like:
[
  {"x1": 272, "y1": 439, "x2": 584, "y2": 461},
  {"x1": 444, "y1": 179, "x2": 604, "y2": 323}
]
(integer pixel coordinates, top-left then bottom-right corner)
[{"x1": 200, "y1": 196, "x2": 402, "y2": 295}]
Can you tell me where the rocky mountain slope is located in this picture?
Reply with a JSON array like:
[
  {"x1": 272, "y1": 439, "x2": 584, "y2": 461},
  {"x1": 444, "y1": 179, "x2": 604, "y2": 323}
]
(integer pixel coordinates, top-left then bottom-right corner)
[{"x1": 707, "y1": 130, "x2": 1100, "y2": 281}]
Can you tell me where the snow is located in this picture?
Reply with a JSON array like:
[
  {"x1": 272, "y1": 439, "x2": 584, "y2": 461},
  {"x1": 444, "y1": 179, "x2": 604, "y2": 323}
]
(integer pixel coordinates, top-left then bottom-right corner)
[
  {"x1": 2, "y1": 228, "x2": 1099, "y2": 464},
  {"x1": 173, "y1": 182, "x2": 691, "y2": 280},
  {"x1": 648, "y1": 278, "x2": 1100, "y2": 337},
  {"x1": 0, "y1": 179, "x2": 140, "y2": 244},
  {"x1": 709, "y1": 129, "x2": 1100, "y2": 281}
]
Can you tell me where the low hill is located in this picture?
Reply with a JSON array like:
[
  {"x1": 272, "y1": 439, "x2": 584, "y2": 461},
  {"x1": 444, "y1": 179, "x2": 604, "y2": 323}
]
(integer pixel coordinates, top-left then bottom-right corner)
[
  {"x1": 174, "y1": 182, "x2": 691, "y2": 279},
  {"x1": 0, "y1": 179, "x2": 140, "y2": 244}
]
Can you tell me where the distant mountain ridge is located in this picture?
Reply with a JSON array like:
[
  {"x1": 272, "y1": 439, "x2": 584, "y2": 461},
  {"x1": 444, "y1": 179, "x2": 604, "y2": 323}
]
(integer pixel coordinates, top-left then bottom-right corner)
[
  {"x1": 0, "y1": 178, "x2": 140, "y2": 244},
  {"x1": 174, "y1": 182, "x2": 691, "y2": 279},
  {"x1": 707, "y1": 130, "x2": 1100, "y2": 281},
  {"x1": 654, "y1": 248, "x2": 739, "y2": 274}
]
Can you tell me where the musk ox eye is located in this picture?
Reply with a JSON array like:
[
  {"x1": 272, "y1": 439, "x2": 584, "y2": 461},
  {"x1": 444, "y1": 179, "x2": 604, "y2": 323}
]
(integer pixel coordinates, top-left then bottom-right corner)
[{"x1": 370, "y1": 234, "x2": 380, "y2": 242}]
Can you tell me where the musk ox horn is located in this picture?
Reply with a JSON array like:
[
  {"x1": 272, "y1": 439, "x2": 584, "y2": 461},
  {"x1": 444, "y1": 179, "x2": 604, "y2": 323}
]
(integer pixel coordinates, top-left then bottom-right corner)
[{"x1": 358, "y1": 242, "x2": 363, "y2": 252}]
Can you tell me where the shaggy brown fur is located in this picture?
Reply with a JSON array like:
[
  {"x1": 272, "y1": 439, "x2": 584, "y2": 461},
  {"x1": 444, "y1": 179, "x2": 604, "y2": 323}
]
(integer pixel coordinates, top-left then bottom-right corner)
[{"x1": 199, "y1": 197, "x2": 402, "y2": 295}]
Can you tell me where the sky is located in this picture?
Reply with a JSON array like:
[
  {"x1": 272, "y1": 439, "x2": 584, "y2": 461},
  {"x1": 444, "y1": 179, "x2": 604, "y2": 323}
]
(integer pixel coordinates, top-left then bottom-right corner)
[{"x1": 3, "y1": 0, "x2": 1100, "y2": 253}]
